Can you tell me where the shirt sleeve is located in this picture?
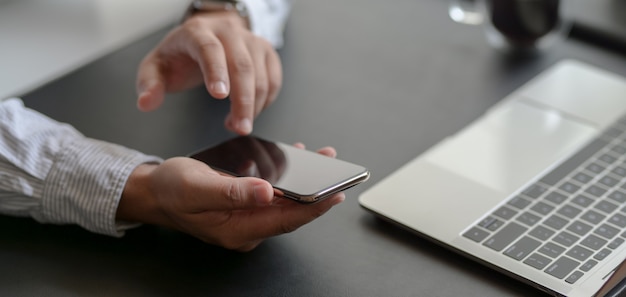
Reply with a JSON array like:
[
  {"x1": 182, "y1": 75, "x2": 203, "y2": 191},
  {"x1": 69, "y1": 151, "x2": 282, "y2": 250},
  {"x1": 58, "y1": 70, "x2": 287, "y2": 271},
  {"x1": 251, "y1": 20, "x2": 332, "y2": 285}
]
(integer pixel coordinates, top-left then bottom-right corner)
[
  {"x1": 241, "y1": 0, "x2": 292, "y2": 48},
  {"x1": 0, "y1": 98, "x2": 163, "y2": 237}
]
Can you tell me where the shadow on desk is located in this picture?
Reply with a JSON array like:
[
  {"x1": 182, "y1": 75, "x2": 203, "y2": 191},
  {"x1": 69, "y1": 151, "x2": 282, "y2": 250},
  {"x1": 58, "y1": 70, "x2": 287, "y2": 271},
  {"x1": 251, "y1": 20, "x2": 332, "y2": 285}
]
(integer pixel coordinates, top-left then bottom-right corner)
[
  {"x1": 359, "y1": 214, "x2": 551, "y2": 297},
  {"x1": 0, "y1": 215, "x2": 329, "y2": 297}
]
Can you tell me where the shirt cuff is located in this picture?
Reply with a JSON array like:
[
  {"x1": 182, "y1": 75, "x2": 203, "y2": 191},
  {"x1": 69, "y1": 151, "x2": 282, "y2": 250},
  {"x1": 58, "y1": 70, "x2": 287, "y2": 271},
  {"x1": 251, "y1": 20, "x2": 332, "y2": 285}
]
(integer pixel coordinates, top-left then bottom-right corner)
[
  {"x1": 241, "y1": 0, "x2": 291, "y2": 48},
  {"x1": 39, "y1": 137, "x2": 162, "y2": 237}
]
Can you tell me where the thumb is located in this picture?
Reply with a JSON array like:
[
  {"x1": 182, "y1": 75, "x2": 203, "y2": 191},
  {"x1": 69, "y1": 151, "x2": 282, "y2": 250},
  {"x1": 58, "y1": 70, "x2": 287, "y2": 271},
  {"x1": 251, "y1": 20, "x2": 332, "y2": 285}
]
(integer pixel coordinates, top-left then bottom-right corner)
[
  {"x1": 136, "y1": 55, "x2": 166, "y2": 112},
  {"x1": 209, "y1": 176, "x2": 275, "y2": 210}
]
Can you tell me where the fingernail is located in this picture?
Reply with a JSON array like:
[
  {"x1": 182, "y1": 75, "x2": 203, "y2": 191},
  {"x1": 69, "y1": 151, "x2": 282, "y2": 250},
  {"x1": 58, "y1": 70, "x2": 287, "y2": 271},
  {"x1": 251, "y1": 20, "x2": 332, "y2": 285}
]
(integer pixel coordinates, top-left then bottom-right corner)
[
  {"x1": 254, "y1": 184, "x2": 269, "y2": 205},
  {"x1": 137, "y1": 91, "x2": 151, "y2": 110},
  {"x1": 238, "y1": 118, "x2": 252, "y2": 134},
  {"x1": 213, "y1": 81, "x2": 228, "y2": 95}
]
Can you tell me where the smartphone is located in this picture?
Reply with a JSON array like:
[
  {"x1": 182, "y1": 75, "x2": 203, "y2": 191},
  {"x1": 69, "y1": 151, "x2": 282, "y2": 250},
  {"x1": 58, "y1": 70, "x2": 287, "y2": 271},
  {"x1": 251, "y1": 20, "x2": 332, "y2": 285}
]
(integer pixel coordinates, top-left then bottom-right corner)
[{"x1": 188, "y1": 135, "x2": 370, "y2": 203}]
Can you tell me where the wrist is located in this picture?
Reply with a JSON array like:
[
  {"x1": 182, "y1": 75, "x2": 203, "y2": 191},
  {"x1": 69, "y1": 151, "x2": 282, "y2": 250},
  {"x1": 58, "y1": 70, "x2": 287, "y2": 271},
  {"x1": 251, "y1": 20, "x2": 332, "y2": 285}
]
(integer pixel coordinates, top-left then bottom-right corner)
[{"x1": 117, "y1": 163, "x2": 170, "y2": 228}]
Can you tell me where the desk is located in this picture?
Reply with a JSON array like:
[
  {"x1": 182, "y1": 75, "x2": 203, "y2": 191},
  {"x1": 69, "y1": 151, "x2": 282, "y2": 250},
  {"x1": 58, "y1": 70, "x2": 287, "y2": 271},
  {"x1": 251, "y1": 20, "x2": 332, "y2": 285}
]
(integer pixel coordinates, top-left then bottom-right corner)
[{"x1": 5, "y1": 0, "x2": 626, "y2": 296}]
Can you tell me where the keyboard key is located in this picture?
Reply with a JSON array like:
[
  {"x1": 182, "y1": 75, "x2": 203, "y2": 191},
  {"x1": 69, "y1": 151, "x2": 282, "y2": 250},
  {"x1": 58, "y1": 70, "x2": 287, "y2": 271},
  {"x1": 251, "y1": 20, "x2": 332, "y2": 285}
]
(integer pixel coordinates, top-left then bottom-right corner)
[
  {"x1": 524, "y1": 253, "x2": 552, "y2": 270},
  {"x1": 538, "y1": 242, "x2": 566, "y2": 258},
  {"x1": 599, "y1": 175, "x2": 620, "y2": 188},
  {"x1": 573, "y1": 172, "x2": 593, "y2": 184},
  {"x1": 483, "y1": 222, "x2": 528, "y2": 252},
  {"x1": 516, "y1": 212, "x2": 541, "y2": 227},
  {"x1": 565, "y1": 271, "x2": 584, "y2": 284},
  {"x1": 531, "y1": 202, "x2": 555, "y2": 216},
  {"x1": 608, "y1": 190, "x2": 626, "y2": 203},
  {"x1": 504, "y1": 236, "x2": 541, "y2": 261},
  {"x1": 558, "y1": 204, "x2": 582, "y2": 219},
  {"x1": 580, "y1": 210, "x2": 606, "y2": 225},
  {"x1": 595, "y1": 224, "x2": 620, "y2": 239},
  {"x1": 522, "y1": 184, "x2": 548, "y2": 199},
  {"x1": 609, "y1": 213, "x2": 626, "y2": 228},
  {"x1": 599, "y1": 153, "x2": 617, "y2": 165},
  {"x1": 595, "y1": 200, "x2": 618, "y2": 214},
  {"x1": 544, "y1": 215, "x2": 569, "y2": 230},
  {"x1": 486, "y1": 220, "x2": 505, "y2": 231},
  {"x1": 544, "y1": 191, "x2": 568, "y2": 205},
  {"x1": 560, "y1": 182, "x2": 580, "y2": 194},
  {"x1": 541, "y1": 139, "x2": 607, "y2": 186},
  {"x1": 463, "y1": 227, "x2": 490, "y2": 242},
  {"x1": 507, "y1": 195, "x2": 532, "y2": 209},
  {"x1": 608, "y1": 238, "x2": 624, "y2": 249},
  {"x1": 529, "y1": 225, "x2": 555, "y2": 241},
  {"x1": 580, "y1": 234, "x2": 608, "y2": 251},
  {"x1": 580, "y1": 259, "x2": 598, "y2": 272},
  {"x1": 567, "y1": 245, "x2": 593, "y2": 261},
  {"x1": 611, "y1": 145, "x2": 626, "y2": 155},
  {"x1": 478, "y1": 216, "x2": 497, "y2": 228},
  {"x1": 572, "y1": 194, "x2": 594, "y2": 208},
  {"x1": 554, "y1": 232, "x2": 579, "y2": 247},
  {"x1": 593, "y1": 248, "x2": 612, "y2": 261},
  {"x1": 586, "y1": 163, "x2": 606, "y2": 175},
  {"x1": 586, "y1": 185, "x2": 607, "y2": 198},
  {"x1": 611, "y1": 166, "x2": 626, "y2": 177},
  {"x1": 567, "y1": 221, "x2": 593, "y2": 237},
  {"x1": 545, "y1": 256, "x2": 580, "y2": 279},
  {"x1": 492, "y1": 206, "x2": 518, "y2": 220}
]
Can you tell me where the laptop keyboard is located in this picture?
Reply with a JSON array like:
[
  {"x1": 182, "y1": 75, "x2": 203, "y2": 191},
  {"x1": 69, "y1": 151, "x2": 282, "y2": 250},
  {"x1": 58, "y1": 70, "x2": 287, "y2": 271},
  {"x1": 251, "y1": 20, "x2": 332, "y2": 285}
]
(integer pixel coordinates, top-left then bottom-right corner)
[{"x1": 462, "y1": 114, "x2": 626, "y2": 284}]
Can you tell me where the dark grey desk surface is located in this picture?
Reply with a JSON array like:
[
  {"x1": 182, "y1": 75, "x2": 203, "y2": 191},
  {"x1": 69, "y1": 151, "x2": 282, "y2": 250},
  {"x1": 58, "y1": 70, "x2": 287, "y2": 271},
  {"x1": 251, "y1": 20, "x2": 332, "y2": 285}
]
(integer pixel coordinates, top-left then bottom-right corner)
[{"x1": 5, "y1": 0, "x2": 626, "y2": 296}]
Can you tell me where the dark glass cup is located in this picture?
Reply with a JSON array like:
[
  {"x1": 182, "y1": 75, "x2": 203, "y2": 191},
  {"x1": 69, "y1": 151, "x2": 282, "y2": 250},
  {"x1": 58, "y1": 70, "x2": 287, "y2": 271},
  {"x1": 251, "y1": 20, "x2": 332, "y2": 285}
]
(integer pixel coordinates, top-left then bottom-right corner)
[{"x1": 449, "y1": 0, "x2": 570, "y2": 55}]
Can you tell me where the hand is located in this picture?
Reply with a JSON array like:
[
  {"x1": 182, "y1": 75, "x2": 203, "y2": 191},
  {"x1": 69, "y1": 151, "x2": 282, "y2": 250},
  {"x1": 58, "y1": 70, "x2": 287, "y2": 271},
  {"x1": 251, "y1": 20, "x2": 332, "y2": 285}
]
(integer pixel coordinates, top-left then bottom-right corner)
[
  {"x1": 136, "y1": 11, "x2": 283, "y2": 135},
  {"x1": 117, "y1": 145, "x2": 344, "y2": 252}
]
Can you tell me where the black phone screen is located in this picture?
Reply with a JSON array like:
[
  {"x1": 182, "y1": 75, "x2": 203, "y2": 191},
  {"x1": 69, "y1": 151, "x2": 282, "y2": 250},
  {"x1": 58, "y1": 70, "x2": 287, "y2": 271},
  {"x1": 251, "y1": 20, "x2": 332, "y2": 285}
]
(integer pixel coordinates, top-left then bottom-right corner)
[{"x1": 189, "y1": 136, "x2": 369, "y2": 203}]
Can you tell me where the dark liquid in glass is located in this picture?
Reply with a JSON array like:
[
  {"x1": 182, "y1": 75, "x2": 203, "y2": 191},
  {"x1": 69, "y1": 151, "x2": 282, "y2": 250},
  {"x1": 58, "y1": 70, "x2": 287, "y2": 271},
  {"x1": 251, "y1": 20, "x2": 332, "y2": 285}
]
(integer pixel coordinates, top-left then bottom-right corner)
[{"x1": 489, "y1": 0, "x2": 560, "y2": 47}]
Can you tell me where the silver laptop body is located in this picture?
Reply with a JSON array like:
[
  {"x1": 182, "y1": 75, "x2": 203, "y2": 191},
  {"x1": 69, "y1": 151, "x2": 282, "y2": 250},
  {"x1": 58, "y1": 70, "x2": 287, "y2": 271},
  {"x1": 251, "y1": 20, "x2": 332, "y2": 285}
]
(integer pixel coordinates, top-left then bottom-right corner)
[{"x1": 359, "y1": 59, "x2": 626, "y2": 297}]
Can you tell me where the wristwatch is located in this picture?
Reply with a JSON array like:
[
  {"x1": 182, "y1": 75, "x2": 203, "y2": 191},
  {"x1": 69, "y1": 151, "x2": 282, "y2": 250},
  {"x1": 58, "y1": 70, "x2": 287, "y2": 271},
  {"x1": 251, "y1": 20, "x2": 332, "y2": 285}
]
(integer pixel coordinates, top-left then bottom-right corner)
[{"x1": 182, "y1": 0, "x2": 250, "y2": 28}]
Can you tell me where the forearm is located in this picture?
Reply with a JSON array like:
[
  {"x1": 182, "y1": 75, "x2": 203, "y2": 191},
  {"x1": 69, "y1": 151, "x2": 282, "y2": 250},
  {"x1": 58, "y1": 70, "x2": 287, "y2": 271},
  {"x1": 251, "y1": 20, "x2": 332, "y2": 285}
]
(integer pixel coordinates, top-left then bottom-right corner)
[{"x1": 0, "y1": 98, "x2": 162, "y2": 236}]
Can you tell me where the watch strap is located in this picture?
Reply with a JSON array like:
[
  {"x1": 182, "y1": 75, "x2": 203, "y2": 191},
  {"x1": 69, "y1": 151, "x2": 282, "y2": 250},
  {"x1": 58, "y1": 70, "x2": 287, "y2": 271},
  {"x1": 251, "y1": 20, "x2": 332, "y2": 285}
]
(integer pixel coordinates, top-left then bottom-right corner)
[{"x1": 181, "y1": 0, "x2": 250, "y2": 28}]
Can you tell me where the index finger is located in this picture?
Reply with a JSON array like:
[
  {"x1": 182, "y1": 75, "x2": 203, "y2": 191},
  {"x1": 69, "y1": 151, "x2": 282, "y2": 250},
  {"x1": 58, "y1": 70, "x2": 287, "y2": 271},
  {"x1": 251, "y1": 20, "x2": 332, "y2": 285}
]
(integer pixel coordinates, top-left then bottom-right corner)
[{"x1": 219, "y1": 34, "x2": 255, "y2": 135}]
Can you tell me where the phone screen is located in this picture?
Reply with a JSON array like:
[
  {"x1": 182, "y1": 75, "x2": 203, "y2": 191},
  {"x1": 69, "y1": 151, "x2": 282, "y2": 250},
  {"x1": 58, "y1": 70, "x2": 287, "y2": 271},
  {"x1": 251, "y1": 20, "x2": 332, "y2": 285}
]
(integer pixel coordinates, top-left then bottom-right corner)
[{"x1": 189, "y1": 136, "x2": 370, "y2": 203}]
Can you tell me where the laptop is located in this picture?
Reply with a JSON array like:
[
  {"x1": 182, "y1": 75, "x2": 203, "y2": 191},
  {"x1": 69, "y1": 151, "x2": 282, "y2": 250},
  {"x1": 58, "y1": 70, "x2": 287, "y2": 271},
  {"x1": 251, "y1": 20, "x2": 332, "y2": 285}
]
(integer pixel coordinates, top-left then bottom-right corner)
[
  {"x1": 568, "y1": 0, "x2": 626, "y2": 53},
  {"x1": 359, "y1": 59, "x2": 626, "y2": 297}
]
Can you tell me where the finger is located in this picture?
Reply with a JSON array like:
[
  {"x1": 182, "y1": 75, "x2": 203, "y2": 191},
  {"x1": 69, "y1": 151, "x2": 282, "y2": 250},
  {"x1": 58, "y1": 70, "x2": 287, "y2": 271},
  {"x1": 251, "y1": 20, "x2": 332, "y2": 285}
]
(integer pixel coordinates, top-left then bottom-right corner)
[
  {"x1": 136, "y1": 54, "x2": 167, "y2": 112},
  {"x1": 292, "y1": 143, "x2": 305, "y2": 149},
  {"x1": 264, "y1": 49, "x2": 283, "y2": 110},
  {"x1": 247, "y1": 40, "x2": 269, "y2": 117},
  {"x1": 187, "y1": 30, "x2": 230, "y2": 99},
  {"x1": 316, "y1": 146, "x2": 337, "y2": 158},
  {"x1": 219, "y1": 34, "x2": 255, "y2": 135},
  {"x1": 234, "y1": 240, "x2": 264, "y2": 252},
  {"x1": 200, "y1": 175, "x2": 275, "y2": 210}
]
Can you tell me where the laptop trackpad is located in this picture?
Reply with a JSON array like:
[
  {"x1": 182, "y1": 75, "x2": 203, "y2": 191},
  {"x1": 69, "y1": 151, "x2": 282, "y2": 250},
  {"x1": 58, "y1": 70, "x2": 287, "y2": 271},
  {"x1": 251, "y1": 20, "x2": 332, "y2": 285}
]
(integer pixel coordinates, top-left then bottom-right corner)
[{"x1": 424, "y1": 99, "x2": 597, "y2": 195}]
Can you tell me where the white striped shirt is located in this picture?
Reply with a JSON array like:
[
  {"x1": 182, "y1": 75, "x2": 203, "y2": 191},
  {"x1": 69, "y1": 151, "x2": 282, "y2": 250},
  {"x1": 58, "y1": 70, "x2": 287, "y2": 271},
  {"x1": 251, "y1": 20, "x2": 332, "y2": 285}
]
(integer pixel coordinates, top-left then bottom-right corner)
[
  {"x1": 241, "y1": 0, "x2": 292, "y2": 48},
  {"x1": 0, "y1": 0, "x2": 291, "y2": 237},
  {"x1": 0, "y1": 98, "x2": 162, "y2": 237}
]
